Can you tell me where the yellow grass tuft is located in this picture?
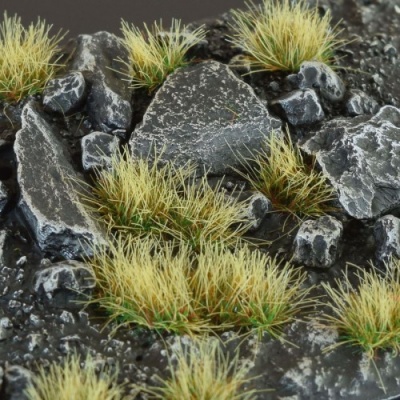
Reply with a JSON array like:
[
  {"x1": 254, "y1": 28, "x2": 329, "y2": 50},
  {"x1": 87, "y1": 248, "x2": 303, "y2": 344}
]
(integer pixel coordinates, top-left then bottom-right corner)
[
  {"x1": 80, "y1": 150, "x2": 250, "y2": 250},
  {"x1": 319, "y1": 259, "x2": 400, "y2": 358},
  {"x1": 25, "y1": 352, "x2": 125, "y2": 400},
  {"x1": 0, "y1": 11, "x2": 65, "y2": 103},
  {"x1": 237, "y1": 129, "x2": 336, "y2": 219},
  {"x1": 87, "y1": 235, "x2": 313, "y2": 336},
  {"x1": 228, "y1": 0, "x2": 345, "y2": 72},
  {"x1": 140, "y1": 338, "x2": 260, "y2": 399},
  {"x1": 118, "y1": 18, "x2": 206, "y2": 91}
]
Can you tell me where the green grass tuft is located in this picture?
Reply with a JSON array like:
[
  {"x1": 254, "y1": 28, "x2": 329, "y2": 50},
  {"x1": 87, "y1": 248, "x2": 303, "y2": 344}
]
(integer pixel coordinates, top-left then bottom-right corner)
[
  {"x1": 0, "y1": 11, "x2": 65, "y2": 103},
  {"x1": 319, "y1": 259, "x2": 400, "y2": 358},
  {"x1": 237, "y1": 129, "x2": 336, "y2": 220},
  {"x1": 79, "y1": 150, "x2": 250, "y2": 250},
  {"x1": 25, "y1": 352, "x2": 125, "y2": 400},
  {"x1": 139, "y1": 338, "x2": 260, "y2": 399},
  {"x1": 118, "y1": 18, "x2": 206, "y2": 91},
  {"x1": 87, "y1": 235, "x2": 314, "y2": 336},
  {"x1": 228, "y1": 0, "x2": 345, "y2": 73}
]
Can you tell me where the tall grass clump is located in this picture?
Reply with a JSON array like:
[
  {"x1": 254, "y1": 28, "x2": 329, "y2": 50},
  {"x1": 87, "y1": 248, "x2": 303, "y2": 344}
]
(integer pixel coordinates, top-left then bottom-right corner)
[
  {"x1": 228, "y1": 0, "x2": 345, "y2": 72},
  {"x1": 140, "y1": 338, "x2": 260, "y2": 399},
  {"x1": 80, "y1": 150, "x2": 250, "y2": 250},
  {"x1": 118, "y1": 18, "x2": 206, "y2": 91},
  {"x1": 87, "y1": 235, "x2": 313, "y2": 336},
  {"x1": 0, "y1": 12, "x2": 65, "y2": 103},
  {"x1": 319, "y1": 259, "x2": 400, "y2": 358},
  {"x1": 25, "y1": 352, "x2": 125, "y2": 400},
  {"x1": 238, "y1": 129, "x2": 336, "y2": 220}
]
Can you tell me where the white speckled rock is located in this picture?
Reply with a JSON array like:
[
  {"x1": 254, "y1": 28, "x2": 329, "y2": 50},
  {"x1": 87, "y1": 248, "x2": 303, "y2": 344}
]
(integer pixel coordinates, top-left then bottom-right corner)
[{"x1": 374, "y1": 214, "x2": 400, "y2": 262}]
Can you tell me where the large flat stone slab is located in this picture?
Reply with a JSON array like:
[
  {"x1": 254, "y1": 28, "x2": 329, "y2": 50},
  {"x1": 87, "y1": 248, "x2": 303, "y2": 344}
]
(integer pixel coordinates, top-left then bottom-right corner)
[
  {"x1": 130, "y1": 60, "x2": 281, "y2": 176},
  {"x1": 14, "y1": 102, "x2": 106, "y2": 259}
]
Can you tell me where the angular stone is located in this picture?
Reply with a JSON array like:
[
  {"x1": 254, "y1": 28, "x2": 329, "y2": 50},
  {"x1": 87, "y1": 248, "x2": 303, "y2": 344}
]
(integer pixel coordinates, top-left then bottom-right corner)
[
  {"x1": 0, "y1": 317, "x2": 12, "y2": 341},
  {"x1": 229, "y1": 191, "x2": 272, "y2": 232},
  {"x1": 33, "y1": 260, "x2": 96, "y2": 301},
  {"x1": 130, "y1": 60, "x2": 281, "y2": 176},
  {"x1": 301, "y1": 106, "x2": 400, "y2": 219},
  {"x1": 270, "y1": 89, "x2": 325, "y2": 127},
  {"x1": 345, "y1": 89, "x2": 379, "y2": 116},
  {"x1": 297, "y1": 61, "x2": 346, "y2": 103},
  {"x1": 71, "y1": 31, "x2": 133, "y2": 133},
  {"x1": 374, "y1": 215, "x2": 400, "y2": 262},
  {"x1": 81, "y1": 131, "x2": 120, "y2": 172},
  {"x1": 14, "y1": 101, "x2": 106, "y2": 259},
  {"x1": 43, "y1": 72, "x2": 87, "y2": 114},
  {"x1": 293, "y1": 216, "x2": 343, "y2": 269},
  {"x1": 0, "y1": 181, "x2": 8, "y2": 214},
  {"x1": 4, "y1": 366, "x2": 33, "y2": 400}
]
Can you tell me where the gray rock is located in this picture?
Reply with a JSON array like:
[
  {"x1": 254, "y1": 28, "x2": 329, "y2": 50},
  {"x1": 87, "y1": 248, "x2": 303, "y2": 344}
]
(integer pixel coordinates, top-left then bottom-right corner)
[
  {"x1": 297, "y1": 61, "x2": 346, "y2": 103},
  {"x1": 0, "y1": 230, "x2": 9, "y2": 296},
  {"x1": 301, "y1": 106, "x2": 400, "y2": 219},
  {"x1": 0, "y1": 181, "x2": 8, "y2": 214},
  {"x1": 0, "y1": 366, "x2": 3, "y2": 394},
  {"x1": 71, "y1": 31, "x2": 133, "y2": 133},
  {"x1": 0, "y1": 317, "x2": 13, "y2": 341},
  {"x1": 374, "y1": 215, "x2": 400, "y2": 262},
  {"x1": 81, "y1": 131, "x2": 120, "y2": 172},
  {"x1": 293, "y1": 216, "x2": 343, "y2": 269},
  {"x1": 14, "y1": 101, "x2": 106, "y2": 259},
  {"x1": 270, "y1": 89, "x2": 325, "y2": 126},
  {"x1": 130, "y1": 60, "x2": 281, "y2": 176},
  {"x1": 43, "y1": 72, "x2": 87, "y2": 114},
  {"x1": 345, "y1": 89, "x2": 379, "y2": 116},
  {"x1": 229, "y1": 191, "x2": 272, "y2": 232},
  {"x1": 4, "y1": 366, "x2": 33, "y2": 400},
  {"x1": 33, "y1": 259, "x2": 96, "y2": 301}
]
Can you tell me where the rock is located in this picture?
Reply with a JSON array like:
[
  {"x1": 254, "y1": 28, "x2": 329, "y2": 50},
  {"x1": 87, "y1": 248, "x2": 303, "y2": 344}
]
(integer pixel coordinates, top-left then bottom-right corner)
[
  {"x1": 81, "y1": 131, "x2": 120, "y2": 172},
  {"x1": 270, "y1": 89, "x2": 325, "y2": 126},
  {"x1": 345, "y1": 89, "x2": 379, "y2": 116},
  {"x1": 0, "y1": 366, "x2": 3, "y2": 394},
  {"x1": 130, "y1": 60, "x2": 281, "y2": 176},
  {"x1": 374, "y1": 215, "x2": 400, "y2": 263},
  {"x1": 3, "y1": 365, "x2": 33, "y2": 400},
  {"x1": 0, "y1": 230, "x2": 9, "y2": 295},
  {"x1": 71, "y1": 31, "x2": 133, "y2": 133},
  {"x1": 229, "y1": 191, "x2": 272, "y2": 232},
  {"x1": 14, "y1": 101, "x2": 106, "y2": 259},
  {"x1": 0, "y1": 317, "x2": 13, "y2": 341},
  {"x1": 0, "y1": 181, "x2": 8, "y2": 213},
  {"x1": 33, "y1": 259, "x2": 96, "y2": 304},
  {"x1": 301, "y1": 106, "x2": 400, "y2": 219},
  {"x1": 43, "y1": 72, "x2": 87, "y2": 114},
  {"x1": 297, "y1": 61, "x2": 346, "y2": 103},
  {"x1": 293, "y1": 216, "x2": 343, "y2": 269}
]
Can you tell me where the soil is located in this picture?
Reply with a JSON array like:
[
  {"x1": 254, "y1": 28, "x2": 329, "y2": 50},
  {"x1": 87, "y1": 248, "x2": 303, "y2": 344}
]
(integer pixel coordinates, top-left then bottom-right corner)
[{"x1": 0, "y1": 1, "x2": 400, "y2": 399}]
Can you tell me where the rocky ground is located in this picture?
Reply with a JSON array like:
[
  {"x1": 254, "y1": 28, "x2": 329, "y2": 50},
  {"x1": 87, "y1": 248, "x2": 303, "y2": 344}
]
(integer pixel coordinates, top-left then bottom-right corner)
[{"x1": 0, "y1": 0, "x2": 400, "y2": 399}]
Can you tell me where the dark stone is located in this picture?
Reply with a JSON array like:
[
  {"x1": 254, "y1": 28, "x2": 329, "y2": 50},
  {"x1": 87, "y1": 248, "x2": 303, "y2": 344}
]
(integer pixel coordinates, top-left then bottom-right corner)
[{"x1": 374, "y1": 215, "x2": 400, "y2": 263}]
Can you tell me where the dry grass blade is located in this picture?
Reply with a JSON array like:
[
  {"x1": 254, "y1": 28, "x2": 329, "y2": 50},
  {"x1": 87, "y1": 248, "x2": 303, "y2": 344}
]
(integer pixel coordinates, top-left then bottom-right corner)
[
  {"x1": 192, "y1": 243, "x2": 314, "y2": 338},
  {"x1": 139, "y1": 338, "x2": 260, "y2": 399},
  {"x1": 118, "y1": 18, "x2": 206, "y2": 90},
  {"x1": 319, "y1": 259, "x2": 400, "y2": 358},
  {"x1": 0, "y1": 11, "x2": 65, "y2": 103},
  {"x1": 237, "y1": 129, "x2": 336, "y2": 219},
  {"x1": 25, "y1": 352, "x2": 125, "y2": 400},
  {"x1": 228, "y1": 0, "x2": 345, "y2": 72}
]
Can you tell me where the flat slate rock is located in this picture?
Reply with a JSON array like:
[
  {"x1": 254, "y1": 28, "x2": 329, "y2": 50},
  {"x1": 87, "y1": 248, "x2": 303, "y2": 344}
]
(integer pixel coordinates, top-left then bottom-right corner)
[
  {"x1": 14, "y1": 101, "x2": 106, "y2": 259},
  {"x1": 130, "y1": 60, "x2": 281, "y2": 176}
]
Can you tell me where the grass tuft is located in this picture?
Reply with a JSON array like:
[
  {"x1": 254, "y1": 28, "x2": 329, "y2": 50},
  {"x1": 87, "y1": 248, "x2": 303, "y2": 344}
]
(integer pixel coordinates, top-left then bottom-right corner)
[
  {"x1": 80, "y1": 150, "x2": 250, "y2": 250},
  {"x1": 25, "y1": 352, "x2": 125, "y2": 400},
  {"x1": 87, "y1": 235, "x2": 313, "y2": 336},
  {"x1": 140, "y1": 338, "x2": 259, "y2": 399},
  {"x1": 0, "y1": 11, "x2": 65, "y2": 103},
  {"x1": 319, "y1": 259, "x2": 400, "y2": 358},
  {"x1": 118, "y1": 18, "x2": 206, "y2": 91},
  {"x1": 237, "y1": 129, "x2": 336, "y2": 220},
  {"x1": 228, "y1": 0, "x2": 345, "y2": 72}
]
